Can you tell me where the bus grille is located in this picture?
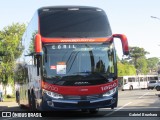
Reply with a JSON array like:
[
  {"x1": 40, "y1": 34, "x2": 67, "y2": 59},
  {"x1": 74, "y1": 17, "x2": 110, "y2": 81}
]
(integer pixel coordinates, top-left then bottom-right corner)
[{"x1": 64, "y1": 94, "x2": 102, "y2": 100}]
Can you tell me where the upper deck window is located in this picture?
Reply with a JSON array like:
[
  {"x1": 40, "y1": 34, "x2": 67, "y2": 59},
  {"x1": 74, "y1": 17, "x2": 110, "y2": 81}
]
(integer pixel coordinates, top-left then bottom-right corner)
[{"x1": 39, "y1": 8, "x2": 112, "y2": 38}]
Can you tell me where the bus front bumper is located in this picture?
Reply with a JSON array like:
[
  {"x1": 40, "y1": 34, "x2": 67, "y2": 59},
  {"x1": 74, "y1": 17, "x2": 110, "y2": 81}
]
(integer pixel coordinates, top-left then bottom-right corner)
[{"x1": 41, "y1": 93, "x2": 117, "y2": 110}]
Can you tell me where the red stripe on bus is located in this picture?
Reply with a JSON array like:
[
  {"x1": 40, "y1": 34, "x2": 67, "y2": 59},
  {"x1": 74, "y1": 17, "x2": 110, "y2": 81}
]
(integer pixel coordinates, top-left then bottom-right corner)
[
  {"x1": 41, "y1": 80, "x2": 118, "y2": 95},
  {"x1": 41, "y1": 37, "x2": 112, "y2": 43}
]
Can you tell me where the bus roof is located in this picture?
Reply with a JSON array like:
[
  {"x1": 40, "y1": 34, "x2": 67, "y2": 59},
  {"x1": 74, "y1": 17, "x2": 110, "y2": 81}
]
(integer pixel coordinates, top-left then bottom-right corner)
[{"x1": 38, "y1": 6, "x2": 103, "y2": 11}]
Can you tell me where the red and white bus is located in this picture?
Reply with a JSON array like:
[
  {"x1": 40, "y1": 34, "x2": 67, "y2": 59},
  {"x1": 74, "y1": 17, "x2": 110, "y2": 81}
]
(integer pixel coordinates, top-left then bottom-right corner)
[{"x1": 16, "y1": 6, "x2": 129, "y2": 112}]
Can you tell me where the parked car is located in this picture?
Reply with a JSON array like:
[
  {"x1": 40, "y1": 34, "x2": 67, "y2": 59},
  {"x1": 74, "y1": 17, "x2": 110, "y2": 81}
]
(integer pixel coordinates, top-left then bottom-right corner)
[
  {"x1": 155, "y1": 81, "x2": 160, "y2": 91},
  {"x1": 147, "y1": 80, "x2": 158, "y2": 90}
]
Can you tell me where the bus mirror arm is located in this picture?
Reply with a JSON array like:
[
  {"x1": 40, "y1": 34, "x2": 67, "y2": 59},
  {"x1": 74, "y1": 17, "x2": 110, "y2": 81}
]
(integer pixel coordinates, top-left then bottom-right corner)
[
  {"x1": 113, "y1": 34, "x2": 129, "y2": 56},
  {"x1": 36, "y1": 55, "x2": 40, "y2": 76},
  {"x1": 37, "y1": 64, "x2": 39, "y2": 76}
]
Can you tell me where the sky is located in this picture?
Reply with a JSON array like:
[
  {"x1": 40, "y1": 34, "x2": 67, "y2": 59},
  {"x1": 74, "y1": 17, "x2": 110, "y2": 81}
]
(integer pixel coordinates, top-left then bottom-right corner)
[{"x1": 0, "y1": 0, "x2": 160, "y2": 59}]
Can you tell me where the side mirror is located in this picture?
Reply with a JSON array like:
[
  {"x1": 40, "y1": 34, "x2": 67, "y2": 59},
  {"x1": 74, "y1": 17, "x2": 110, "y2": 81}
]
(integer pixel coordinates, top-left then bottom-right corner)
[
  {"x1": 34, "y1": 34, "x2": 42, "y2": 76},
  {"x1": 113, "y1": 34, "x2": 129, "y2": 55},
  {"x1": 35, "y1": 34, "x2": 42, "y2": 55}
]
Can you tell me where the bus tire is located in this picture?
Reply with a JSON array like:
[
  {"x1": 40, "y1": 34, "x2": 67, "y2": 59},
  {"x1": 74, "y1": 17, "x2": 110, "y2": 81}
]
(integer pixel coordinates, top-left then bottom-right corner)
[
  {"x1": 31, "y1": 92, "x2": 37, "y2": 111},
  {"x1": 111, "y1": 106, "x2": 114, "y2": 109},
  {"x1": 129, "y1": 85, "x2": 133, "y2": 90},
  {"x1": 16, "y1": 91, "x2": 20, "y2": 103},
  {"x1": 19, "y1": 104, "x2": 26, "y2": 109},
  {"x1": 89, "y1": 108, "x2": 99, "y2": 114},
  {"x1": 81, "y1": 109, "x2": 88, "y2": 112},
  {"x1": 28, "y1": 91, "x2": 32, "y2": 110},
  {"x1": 111, "y1": 93, "x2": 118, "y2": 109}
]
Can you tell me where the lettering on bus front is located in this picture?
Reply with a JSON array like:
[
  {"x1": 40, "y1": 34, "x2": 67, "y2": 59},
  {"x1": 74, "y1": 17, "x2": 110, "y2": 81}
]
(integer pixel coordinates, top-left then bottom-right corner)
[
  {"x1": 61, "y1": 39, "x2": 95, "y2": 43},
  {"x1": 43, "y1": 83, "x2": 58, "y2": 92},
  {"x1": 101, "y1": 82, "x2": 117, "y2": 91},
  {"x1": 52, "y1": 45, "x2": 76, "y2": 49}
]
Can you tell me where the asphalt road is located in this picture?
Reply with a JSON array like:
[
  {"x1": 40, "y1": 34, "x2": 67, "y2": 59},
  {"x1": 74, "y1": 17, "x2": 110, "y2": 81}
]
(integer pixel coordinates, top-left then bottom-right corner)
[{"x1": 0, "y1": 89, "x2": 160, "y2": 120}]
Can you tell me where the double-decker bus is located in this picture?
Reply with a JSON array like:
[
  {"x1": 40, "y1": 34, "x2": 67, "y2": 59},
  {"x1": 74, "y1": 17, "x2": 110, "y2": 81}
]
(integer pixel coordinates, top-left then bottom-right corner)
[
  {"x1": 16, "y1": 6, "x2": 129, "y2": 112},
  {"x1": 118, "y1": 75, "x2": 159, "y2": 91}
]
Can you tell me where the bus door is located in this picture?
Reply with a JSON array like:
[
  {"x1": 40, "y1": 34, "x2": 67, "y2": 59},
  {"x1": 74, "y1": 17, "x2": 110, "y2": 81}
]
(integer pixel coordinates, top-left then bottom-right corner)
[
  {"x1": 122, "y1": 77, "x2": 128, "y2": 89},
  {"x1": 139, "y1": 76, "x2": 143, "y2": 88},
  {"x1": 118, "y1": 77, "x2": 123, "y2": 90},
  {"x1": 133, "y1": 76, "x2": 138, "y2": 89}
]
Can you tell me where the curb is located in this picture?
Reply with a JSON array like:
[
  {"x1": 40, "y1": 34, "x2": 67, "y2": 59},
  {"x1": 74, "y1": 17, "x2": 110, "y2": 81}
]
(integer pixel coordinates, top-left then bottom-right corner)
[{"x1": 0, "y1": 102, "x2": 18, "y2": 107}]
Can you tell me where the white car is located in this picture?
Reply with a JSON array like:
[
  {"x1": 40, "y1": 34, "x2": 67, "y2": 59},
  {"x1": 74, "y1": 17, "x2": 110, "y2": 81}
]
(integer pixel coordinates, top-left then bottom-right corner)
[{"x1": 155, "y1": 81, "x2": 160, "y2": 91}]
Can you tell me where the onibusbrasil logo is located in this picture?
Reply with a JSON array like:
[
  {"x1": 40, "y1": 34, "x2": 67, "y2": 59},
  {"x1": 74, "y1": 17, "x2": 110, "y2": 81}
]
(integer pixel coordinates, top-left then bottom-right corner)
[{"x1": 1, "y1": 112, "x2": 42, "y2": 118}]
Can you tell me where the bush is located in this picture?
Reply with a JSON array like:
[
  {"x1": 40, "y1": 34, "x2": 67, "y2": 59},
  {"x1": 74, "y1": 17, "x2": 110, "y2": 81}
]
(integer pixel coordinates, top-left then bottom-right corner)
[{"x1": 6, "y1": 95, "x2": 12, "y2": 98}]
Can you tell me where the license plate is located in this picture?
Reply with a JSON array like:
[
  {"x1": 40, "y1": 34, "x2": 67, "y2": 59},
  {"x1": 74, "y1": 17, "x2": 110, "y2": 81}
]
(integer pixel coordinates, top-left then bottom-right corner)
[{"x1": 78, "y1": 101, "x2": 90, "y2": 106}]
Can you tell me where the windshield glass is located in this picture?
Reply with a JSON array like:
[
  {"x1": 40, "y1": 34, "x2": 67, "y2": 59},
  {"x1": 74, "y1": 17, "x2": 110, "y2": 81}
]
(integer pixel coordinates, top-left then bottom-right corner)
[
  {"x1": 43, "y1": 43, "x2": 116, "y2": 86},
  {"x1": 39, "y1": 9, "x2": 112, "y2": 38}
]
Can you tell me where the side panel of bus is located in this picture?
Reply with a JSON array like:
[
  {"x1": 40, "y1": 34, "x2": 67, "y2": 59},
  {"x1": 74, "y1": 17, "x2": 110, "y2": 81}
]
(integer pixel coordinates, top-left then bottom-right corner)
[{"x1": 18, "y1": 11, "x2": 39, "y2": 107}]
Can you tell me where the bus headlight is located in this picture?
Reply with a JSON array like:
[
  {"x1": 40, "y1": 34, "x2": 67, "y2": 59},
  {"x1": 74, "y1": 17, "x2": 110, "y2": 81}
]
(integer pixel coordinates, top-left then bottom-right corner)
[
  {"x1": 103, "y1": 88, "x2": 117, "y2": 97},
  {"x1": 43, "y1": 89, "x2": 63, "y2": 99}
]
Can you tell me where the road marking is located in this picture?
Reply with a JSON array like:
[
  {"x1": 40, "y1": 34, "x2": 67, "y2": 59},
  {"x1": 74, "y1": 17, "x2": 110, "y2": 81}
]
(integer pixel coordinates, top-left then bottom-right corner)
[
  {"x1": 120, "y1": 106, "x2": 160, "y2": 109},
  {"x1": 115, "y1": 102, "x2": 133, "y2": 111},
  {"x1": 105, "y1": 102, "x2": 132, "y2": 116},
  {"x1": 1, "y1": 117, "x2": 17, "y2": 120},
  {"x1": 138, "y1": 92, "x2": 149, "y2": 98}
]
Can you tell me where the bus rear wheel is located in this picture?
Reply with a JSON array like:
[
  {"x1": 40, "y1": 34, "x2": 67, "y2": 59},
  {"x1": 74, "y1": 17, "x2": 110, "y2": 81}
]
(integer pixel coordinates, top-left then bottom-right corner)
[
  {"x1": 16, "y1": 91, "x2": 20, "y2": 103},
  {"x1": 129, "y1": 85, "x2": 133, "y2": 90},
  {"x1": 28, "y1": 92, "x2": 32, "y2": 110},
  {"x1": 31, "y1": 92, "x2": 37, "y2": 111}
]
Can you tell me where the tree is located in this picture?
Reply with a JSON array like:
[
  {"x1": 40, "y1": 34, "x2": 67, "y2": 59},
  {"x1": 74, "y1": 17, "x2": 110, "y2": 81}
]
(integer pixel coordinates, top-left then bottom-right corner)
[
  {"x1": 117, "y1": 61, "x2": 136, "y2": 76},
  {"x1": 147, "y1": 57, "x2": 160, "y2": 74},
  {"x1": 129, "y1": 46, "x2": 149, "y2": 74},
  {"x1": 0, "y1": 23, "x2": 26, "y2": 95},
  {"x1": 137, "y1": 57, "x2": 148, "y2": 74}
]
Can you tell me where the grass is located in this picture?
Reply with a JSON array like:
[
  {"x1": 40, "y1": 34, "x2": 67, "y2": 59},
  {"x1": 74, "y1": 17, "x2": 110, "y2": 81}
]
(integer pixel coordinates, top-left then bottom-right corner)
[{"x1": 3, "y1": 95, "x2": 16, "y2": 102}]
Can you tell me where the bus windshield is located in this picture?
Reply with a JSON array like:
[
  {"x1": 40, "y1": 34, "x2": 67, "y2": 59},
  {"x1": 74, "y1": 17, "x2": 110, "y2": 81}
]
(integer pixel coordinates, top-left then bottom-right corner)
[
  {"x1": 43, "y1": 43, "x2": 116, "y2": 86},
  {"x1": 39, "y1": 9, "x2": 112, "y2": 38}
]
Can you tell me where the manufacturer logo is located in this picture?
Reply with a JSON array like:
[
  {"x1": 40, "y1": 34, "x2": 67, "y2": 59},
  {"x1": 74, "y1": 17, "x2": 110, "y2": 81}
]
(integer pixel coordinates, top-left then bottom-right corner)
[
  {"x1": 74, "y1": 82, "x2": 89, "y2": 85},
  {"x1": 79, "y1": 88, "x2": 89, "y2": 92}
]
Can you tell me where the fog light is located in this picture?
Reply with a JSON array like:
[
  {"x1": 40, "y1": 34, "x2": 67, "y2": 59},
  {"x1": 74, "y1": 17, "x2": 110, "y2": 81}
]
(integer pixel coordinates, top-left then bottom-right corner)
[
  {"x1": 111, "y1": 98, "x2": 116, "y2": 104},
  {"x1": 47, "y1": 101, "x2": 54, "y2": 107}
]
